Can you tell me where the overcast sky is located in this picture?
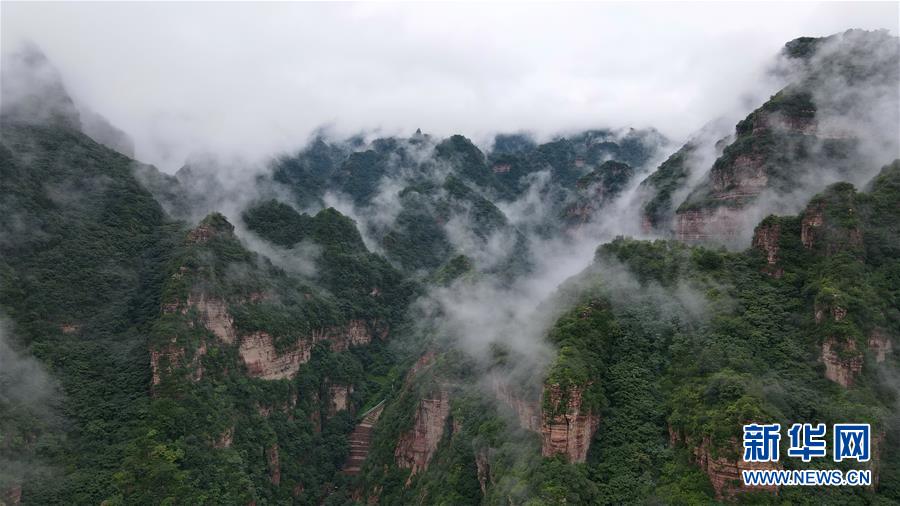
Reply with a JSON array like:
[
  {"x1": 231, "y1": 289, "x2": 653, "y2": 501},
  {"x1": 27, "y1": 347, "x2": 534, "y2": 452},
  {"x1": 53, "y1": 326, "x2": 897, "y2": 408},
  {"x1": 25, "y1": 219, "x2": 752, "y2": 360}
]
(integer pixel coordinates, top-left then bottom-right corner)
[{"x1": 2, "y1": 2, "x2": 898, "y2": 171}]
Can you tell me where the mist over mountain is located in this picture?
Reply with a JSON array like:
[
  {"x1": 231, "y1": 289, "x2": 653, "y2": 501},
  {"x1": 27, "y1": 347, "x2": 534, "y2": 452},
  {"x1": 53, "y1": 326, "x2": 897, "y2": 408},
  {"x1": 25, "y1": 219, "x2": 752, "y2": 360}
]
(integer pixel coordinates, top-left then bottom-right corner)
[{"x1": 1, "y1": 5, "x2": 900, "y2": 506}]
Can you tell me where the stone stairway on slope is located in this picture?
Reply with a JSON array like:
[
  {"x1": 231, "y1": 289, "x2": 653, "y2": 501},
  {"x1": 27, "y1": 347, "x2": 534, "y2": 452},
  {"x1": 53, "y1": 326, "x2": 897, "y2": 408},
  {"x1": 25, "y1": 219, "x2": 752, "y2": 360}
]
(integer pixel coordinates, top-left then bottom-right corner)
[{"x1": 342, "y1": 400, "x2": 386, "y2": 475}]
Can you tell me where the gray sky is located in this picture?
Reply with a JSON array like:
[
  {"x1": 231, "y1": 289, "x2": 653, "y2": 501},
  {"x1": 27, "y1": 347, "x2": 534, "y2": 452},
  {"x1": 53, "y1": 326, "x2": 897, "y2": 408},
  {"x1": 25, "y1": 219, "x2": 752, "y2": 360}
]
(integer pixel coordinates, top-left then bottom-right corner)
[{"x1": 2, "y1": 1, "x2": 897, "y2": 171}]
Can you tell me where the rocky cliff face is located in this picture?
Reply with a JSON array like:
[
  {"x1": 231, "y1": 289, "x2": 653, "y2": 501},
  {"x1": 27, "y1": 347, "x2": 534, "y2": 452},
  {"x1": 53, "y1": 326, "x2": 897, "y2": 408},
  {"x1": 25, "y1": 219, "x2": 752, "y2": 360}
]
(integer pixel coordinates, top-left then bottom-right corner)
[
  {"x1": 490, "y1": 377, "x2": 542, "y2": 432},
  {"x1": 328, "y1": 384, "x2": 353, "y2": 416},
  {"x1": 801, "y1": 203, "x2": 825, "y2": 249},
  {"x1": 663, "y1": 31, "x2": 898, "y2": 246},
  {"x1": 708, "y1": 153, "x2": 769, "y2": 202},
  {"x1": 475, "y1": 449, "x2": 492, "y2": 496},
  {"x1": 239, "y1": 331, "x2": 312, "y2": 381},
  {"x1": 670, "y1": 428, "x2": 780, "y2": 499},
  {"x1": 491, "y1": 377, "x2": 599, "y2": 462},
  {"x1": 821, "y1": 337, "x2": 863, "y2": 387},
  {"x1": 394, "y1": 389, "x2": 451, "y2": 480},
  {"x1": 801, "y1": 200, "x2": 863, "y2": 256},
  {"x1": 540, "y1": 384, "x2": 600, "y2": 463},
  {"x1": 819, "y1": 331, "x2": 893, "y2": 388},
  {"x1": 213, "y1": 426, "x2": 234, "y2": 449},
  {"x1": 675, "y1": 208, "x2": 744, "y2": 243},
  {"x1": 752, "y1": 220, "x2": 783, "y2": 277},
  {"x1": 312, "y1": 319, "x2": 382, "y2": 351},
  {"x1": 187, "y1": 293, "x2": 236, "y2": 344},
  {"x1": 237, "y1": 319, "x2": 378, "y2": 380}
]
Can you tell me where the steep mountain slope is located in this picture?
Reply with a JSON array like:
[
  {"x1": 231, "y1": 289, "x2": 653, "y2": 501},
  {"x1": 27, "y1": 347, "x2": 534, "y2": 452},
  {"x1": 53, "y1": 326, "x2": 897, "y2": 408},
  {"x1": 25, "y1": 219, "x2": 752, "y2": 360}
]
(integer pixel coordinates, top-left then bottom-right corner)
[
  {"x1": 638, "y1": 29, "x2": 899, "y2": 244},
  {"x1": 0, "y1": 122, "x2": 178, "y2": 503},
  {"x1": 352, "y1": 162, "x2": 898, "y2": 504}
]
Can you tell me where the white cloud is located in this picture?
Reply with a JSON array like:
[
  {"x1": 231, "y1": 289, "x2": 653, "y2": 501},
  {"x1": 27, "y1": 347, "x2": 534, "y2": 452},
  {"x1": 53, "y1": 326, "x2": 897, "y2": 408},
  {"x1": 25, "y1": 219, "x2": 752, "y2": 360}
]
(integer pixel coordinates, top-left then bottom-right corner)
[{"x1": 1, "y1": 2, "x2": 896, "y2": 171}]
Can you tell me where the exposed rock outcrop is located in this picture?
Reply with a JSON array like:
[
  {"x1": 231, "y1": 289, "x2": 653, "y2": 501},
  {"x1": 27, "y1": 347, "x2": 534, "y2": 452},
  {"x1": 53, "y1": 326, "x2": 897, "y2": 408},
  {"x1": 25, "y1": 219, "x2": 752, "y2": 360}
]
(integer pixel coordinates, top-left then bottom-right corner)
[
  {"x1": 868, "y1": 329, "x2": 893, "y2": 363},
  {"x1": 675, "y1": 208, "x2": 744, "y2": 243},
  {"x1": 814, "y1": 302, "x2": 848, "y2": 324},
  {"x1": 801, "y1": 204, "x2": 824, "y2": 249},
  {"x1": 475, "y1": 449, "x2": 492, "y2": 496},
  {"x1": 821, "y1": 337, "x2": 863, "y2": 387},
  {"x1": 540, "y1": 384, "x2": 600, "y2": 463},
  {"x1": 60, "y1": 323, "x2": 79, "y2": 334},
  {"x1": 395, "y1": 389, "x2": 451, "y2": 480},
  {"x1": 801, "y1": 200, "x2": 863, "y2": 255},
  {"x1": 709, "y1": 153, "x2": 769, "y2": 199},
  {"x1": 491, "y1": 377, "x2": 599, "y2": 462},
  {"x1": 670, "y1": 429, "x2": 780, "y2": 499},
  {"x1": 214, "y1": 426, "x2": 234, "y2": 449},
  {"x1": 187, "y1": 293, "x2": 236, "y2": 344},
  {"x1": 187, "y1": 214, "x2": 234, "y2": 244},
  {"x1": 313, "y1": 319, "x2": 380, "y2": 351},
  {"x1": 752, "y1": 220, "x2": 783, "y2": 277},
  {"x1": 238, "y1": 320, "x2": 380, "y2": 380},
  {"x1": 408, "y1": 351, "x2": 436, "y2": 378},
  {"x1": 328, "y1": 384, "x2": 353, "y2": 416},
  {"x1": 239, "y1": 331, "x2": 311, "y2": 380}
]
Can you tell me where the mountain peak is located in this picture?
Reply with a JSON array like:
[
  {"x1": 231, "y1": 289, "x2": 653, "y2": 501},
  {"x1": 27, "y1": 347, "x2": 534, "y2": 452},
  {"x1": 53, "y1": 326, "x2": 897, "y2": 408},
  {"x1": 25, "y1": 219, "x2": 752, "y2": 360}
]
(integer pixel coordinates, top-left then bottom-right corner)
[{"x1": 0, "y1": 41, "x2": 81, "y2": 130}]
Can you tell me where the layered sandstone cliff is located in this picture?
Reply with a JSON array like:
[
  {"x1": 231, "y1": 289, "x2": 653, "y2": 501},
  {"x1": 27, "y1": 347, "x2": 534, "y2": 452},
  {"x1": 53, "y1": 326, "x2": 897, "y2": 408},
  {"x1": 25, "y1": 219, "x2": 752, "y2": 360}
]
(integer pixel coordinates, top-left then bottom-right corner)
[
  {"x1": 395, "y1": 389, "x2": 451, "y2": 480},
  {"x1": 801, "y1": 200, "x2": 863, "y2": 255},
  {"x1": 186, "y1": 293, "x2": 236, "y2": 344},
  {"x1": 237, "y1": 319, "x2": 379, "y2": 380},
  {"x1": 540, "y1": 384, "x2": 600, "y2": 463},
  {"x1": 491, "y1": 377, "x2": 599, "y2": 462},
  {"x1": 752, "y1": 220, "x2": 783, "y2": 277},
  {"x1": 821, "y1": 338, "x2": 863, "y2": 387},
  {"x1": 675, "y1": 208, "x2": 744, "y2": 243},
  {"x1": 239, "y1": 331, "x2": 312, "y2": 381}
]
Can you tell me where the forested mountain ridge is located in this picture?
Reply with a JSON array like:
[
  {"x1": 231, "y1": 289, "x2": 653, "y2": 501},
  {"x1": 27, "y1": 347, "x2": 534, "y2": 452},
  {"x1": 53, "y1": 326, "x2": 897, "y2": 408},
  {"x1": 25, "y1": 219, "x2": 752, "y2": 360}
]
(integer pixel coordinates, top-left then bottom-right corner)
[
  {"x1": 1, "y1": 29, "x2": 898, "y2": 505},
  {"x1": 638, "y1": 29, "x2": 899, "y2": 245}
]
